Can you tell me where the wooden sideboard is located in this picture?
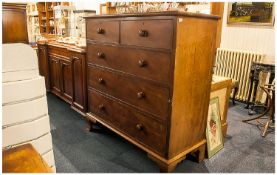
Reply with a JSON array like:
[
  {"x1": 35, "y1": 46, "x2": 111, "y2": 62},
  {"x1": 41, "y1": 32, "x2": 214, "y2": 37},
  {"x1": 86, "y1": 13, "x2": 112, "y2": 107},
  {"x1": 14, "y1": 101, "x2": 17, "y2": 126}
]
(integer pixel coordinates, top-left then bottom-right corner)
[
  {"x1": 37, "y1": 41, "x2": 87, "y2": 115},
  {"x1": 85, "y1": 12, "x2": 219, "y2": 172}
]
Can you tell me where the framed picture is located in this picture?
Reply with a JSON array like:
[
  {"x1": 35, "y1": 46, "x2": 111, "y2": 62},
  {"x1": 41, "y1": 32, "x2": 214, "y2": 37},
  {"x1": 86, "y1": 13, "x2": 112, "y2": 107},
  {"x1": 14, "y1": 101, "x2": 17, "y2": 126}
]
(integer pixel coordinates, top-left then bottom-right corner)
[
  {"x1": 206, "y1": 97, "x2": 224, "y2": 158},
  {"x1": 227, "y1": 2, "x2": 275, "y2": 26}
]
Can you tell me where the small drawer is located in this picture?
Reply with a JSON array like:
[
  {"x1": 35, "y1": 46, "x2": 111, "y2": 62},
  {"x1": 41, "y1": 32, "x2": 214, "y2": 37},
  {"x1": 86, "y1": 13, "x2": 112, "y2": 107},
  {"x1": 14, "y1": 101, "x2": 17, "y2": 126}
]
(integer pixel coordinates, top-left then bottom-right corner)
[
  {"x1": 86, "y1": 20, "x2": 119, "y2": 44},
  {"x1": 88, "y1": 89, "x2": 167, "y2": 156},
  {"x1": 87, "y1": 66, "x2": 169, "y2": 120},
  {"x1": 87, "y1": 43, "x2": 171, "y2": 83},
  {"x1": 48, "y1": 46, "x2": 69, "y2": 58},
  {"x1": 121, "y1": 20, "x2": 173, "y2": 50}
]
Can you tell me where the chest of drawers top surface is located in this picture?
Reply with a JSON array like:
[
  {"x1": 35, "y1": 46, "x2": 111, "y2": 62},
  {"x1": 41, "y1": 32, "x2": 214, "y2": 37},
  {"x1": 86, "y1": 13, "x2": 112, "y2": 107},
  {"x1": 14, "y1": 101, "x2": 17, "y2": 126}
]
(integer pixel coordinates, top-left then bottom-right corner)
[{"x1": 84, "y1": 11, "x2": 219, "y2": 19}]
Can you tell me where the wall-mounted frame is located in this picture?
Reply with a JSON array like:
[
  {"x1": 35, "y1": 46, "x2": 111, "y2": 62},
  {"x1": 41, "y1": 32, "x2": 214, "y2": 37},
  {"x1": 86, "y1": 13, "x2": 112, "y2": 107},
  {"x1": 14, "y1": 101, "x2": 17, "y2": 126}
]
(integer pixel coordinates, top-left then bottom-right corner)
[{"x1": 227, "y1": 2, "x2": 275, "y2": 26}]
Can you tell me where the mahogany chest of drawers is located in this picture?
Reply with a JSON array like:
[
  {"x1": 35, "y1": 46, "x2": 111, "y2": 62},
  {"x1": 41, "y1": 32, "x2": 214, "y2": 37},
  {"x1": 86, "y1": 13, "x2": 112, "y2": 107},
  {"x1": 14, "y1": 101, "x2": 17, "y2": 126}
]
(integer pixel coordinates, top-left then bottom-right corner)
[{"x1": 85, "y1": 12, "x2": 219, "y2": 172}]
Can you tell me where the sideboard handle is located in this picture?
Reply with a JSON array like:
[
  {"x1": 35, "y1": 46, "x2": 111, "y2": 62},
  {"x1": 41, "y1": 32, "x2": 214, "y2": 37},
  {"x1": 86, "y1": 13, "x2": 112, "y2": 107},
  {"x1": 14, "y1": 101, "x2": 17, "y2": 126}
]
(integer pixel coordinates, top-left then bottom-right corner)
[
  {"x1": 97, "y1": 28, "x2": 105, "y2": 34},
  {"x1": 138, "y1": 30, "x2": 148, "y2": 37},
  {"x1": 73, "y1": 56, "x2": 80, "y2": 61},
  {"x1": 138, "y1": 59, "x2": 147, "y2": 67}
]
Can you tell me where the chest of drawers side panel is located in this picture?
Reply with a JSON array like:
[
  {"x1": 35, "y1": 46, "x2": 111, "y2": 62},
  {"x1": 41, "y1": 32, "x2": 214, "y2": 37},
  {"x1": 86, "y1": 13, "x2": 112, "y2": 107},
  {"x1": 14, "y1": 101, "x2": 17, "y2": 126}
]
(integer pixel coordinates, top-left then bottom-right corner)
[{"x1": 168, "y1": 17, "x2": 218, "y2": 158}]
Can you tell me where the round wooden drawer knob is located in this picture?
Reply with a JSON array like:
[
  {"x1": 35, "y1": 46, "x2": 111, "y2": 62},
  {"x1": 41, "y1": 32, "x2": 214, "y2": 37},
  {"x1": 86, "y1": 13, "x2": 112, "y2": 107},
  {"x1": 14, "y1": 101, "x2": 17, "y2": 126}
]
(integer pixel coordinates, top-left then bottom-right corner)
[
  {"x1": 138, "y1": 29, "x2": 148, "y2": 37},
  {"x1": 97, "y1": 28, "x2": 105, "y2": 34},
  {"x1": 138, "y1": 60, "x2": 147, "y2": 67},
  {"x1": 98, "y1": 78, "x2": 105, "y2": 84},
  {"x1": 136, "y1": 124, "x2": 143, "y2": 131},
  {"x1": 97, "y1": 52, "x2": 105, "y2": 58},
  {"x1": 98, "y1": 104, "x2": 105, "y2": 110},
  {"x1": 137, "y1": 92, "x2": 145, "y2": 99}
]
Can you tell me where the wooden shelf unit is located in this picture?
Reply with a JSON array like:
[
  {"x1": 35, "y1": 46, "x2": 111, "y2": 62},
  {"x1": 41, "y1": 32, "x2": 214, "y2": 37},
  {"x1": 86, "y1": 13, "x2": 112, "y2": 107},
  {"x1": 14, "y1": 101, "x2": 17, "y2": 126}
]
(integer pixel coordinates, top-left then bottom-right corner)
[
  {"x1": 26, "y1": 3, "x2": 40, "y2": 43},
  {"x1": 37, "y1": 2, "x2": 60, "y2": 36}
]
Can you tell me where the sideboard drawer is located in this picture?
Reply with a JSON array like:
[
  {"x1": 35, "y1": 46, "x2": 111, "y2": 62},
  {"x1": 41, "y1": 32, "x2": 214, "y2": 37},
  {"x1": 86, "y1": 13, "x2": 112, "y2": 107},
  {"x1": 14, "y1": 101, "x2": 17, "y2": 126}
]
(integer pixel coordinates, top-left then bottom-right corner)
[
  {"x1": 87, "y1": 66, "x2": 169, "y2": 120},
  {"x1": 48, "y1": 46, "x2": 69, "y2": 58},
  {"x1": 88, "y1": 89, "x2": 166, "y2": 156},
  {"x1": 121, "y1": 20, "x2": 173, "y2": 50},
  {"x1": 86, "y1": 20, "x2": 119, "y2": 44},
  {"x1": 87, "y1": 43, "x2": 171, "y2": 83}
]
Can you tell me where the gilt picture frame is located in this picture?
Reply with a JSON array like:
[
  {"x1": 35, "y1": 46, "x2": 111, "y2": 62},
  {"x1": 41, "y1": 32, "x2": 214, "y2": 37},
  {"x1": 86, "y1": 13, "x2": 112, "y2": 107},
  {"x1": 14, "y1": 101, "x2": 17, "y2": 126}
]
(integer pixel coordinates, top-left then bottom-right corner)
[
  {"x1": 227, "y1": 2, "x2": 275, "y2": 26},
  {"x1": 206, "y1": 97, "x2": 224, "y2": 158}
]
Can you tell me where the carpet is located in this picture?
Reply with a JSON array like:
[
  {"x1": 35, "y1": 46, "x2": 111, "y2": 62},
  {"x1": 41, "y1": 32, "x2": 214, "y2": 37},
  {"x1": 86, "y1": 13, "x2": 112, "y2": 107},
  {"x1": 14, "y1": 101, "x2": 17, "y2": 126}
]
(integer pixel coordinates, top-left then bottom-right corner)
[{"x1": 47, "y1": 93, "x2": 275, "y2": 173}]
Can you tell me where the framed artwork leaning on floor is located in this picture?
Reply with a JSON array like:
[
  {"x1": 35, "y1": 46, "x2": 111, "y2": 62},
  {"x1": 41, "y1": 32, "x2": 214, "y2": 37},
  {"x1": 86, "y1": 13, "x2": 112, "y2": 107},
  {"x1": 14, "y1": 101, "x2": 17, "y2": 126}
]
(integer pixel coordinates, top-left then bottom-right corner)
[{"x1": 206, "y1": 97, "x2": 224, "y2": 158}]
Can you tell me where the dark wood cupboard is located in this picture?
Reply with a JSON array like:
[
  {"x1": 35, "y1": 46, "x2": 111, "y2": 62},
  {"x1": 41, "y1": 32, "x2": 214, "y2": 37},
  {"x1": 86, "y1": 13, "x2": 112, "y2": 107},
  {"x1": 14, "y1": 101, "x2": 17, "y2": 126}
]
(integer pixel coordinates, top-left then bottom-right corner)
[{"x1": 37, "y1": 41, "x2": 87, "y2": 115}]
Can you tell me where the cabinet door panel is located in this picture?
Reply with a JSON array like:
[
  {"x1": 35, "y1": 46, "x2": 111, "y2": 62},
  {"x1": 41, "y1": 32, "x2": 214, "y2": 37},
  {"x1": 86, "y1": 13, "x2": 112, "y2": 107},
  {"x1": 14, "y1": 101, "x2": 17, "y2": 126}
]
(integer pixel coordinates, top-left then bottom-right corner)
[
  {"x1": 72, "y1": 54, "x2": 86, "y2": 111},
  {"x1": 60, "y1": 59, "x2": 73, "y2": 101},
  {"x1": 49, "y1": 55, "x2": 61, "y2": 94}
]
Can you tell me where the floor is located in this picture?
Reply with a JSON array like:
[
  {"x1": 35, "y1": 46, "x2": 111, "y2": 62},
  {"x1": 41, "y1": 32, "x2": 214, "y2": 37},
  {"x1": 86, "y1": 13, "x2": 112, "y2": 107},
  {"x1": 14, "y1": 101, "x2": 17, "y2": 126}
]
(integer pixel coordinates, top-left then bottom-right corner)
[{"x1": 47, "y1": 93, "x2": 275, "y2": 173}]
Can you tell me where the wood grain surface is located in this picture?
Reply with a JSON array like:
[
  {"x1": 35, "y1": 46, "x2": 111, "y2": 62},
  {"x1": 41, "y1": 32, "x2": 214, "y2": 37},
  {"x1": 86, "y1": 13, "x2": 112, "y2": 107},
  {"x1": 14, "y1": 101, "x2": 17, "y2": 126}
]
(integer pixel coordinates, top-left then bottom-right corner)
[{"x1": 3, "y1": 144, "x2": 52, "y2": 173}]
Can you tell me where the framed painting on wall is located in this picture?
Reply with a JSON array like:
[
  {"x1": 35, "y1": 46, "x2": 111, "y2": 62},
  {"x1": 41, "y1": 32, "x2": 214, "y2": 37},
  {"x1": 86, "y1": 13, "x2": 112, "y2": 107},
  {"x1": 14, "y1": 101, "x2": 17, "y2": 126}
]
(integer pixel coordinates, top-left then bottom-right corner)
[
  {"x1": 206, "y1": 97, "x2": 224, "y2": 158},
  {"x1": 227, "y1": 2, "x2": 275, "y2": 26}
]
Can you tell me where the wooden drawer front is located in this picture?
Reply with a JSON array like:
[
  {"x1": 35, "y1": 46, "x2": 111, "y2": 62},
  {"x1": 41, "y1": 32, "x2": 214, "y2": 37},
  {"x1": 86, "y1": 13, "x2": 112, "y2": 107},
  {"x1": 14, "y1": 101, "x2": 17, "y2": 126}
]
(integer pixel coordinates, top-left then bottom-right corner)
[
  {"x1": 88, "y1": 66, "x2": 169, "y2": 120},
  {"x1": 86, "y1": 20, "x2": 119, "y2": 44},
  {"x1": 88, "y1": 89, "x2": 166, "y2": 155},
  {"x1": 121, "y1": 20, "x2": 173, "y2": 50},
  {"x1": 87, "y1": 44, "x2": 170, "y2": 83},
  {"x1": 48, "y1": 46, "x2": 69, "y2": 58}
]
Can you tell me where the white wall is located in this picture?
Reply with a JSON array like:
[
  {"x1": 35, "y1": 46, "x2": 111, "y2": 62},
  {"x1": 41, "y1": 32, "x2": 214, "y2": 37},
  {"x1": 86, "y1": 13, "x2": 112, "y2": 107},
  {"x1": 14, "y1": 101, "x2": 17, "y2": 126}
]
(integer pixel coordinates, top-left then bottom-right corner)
[
  {"x1": 73, "y1": 0, "x2": 102, "y2": 14},
  {"x1": 220, "y1": 3, "x2": 275, "y2": 63}
]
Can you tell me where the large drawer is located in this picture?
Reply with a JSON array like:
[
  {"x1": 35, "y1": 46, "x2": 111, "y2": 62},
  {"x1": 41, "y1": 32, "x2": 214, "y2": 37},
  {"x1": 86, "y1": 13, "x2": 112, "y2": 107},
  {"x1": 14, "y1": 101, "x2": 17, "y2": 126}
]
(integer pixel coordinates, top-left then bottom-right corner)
[
  {"x1": 88, "y1": 89, "x2": 166, "y2": 156},
  {"x1": 87, "y1": 43, "x2": 171, "y2": 83},
  {"x1": 87, "y1": 66, "x2": 169, "y2": 120},
  {"x1": 86, "y1": 20, "x2": 119, "y2": 44},
  {"x1": 121, "y1": 20, "x2": 173, "y2": 50}
]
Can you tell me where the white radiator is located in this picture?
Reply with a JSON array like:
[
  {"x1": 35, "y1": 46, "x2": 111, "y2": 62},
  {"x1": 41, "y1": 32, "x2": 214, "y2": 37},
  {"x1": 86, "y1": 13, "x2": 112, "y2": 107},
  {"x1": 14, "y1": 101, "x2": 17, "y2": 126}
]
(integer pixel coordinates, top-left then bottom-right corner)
[{"x1": 214, "y1": 48, "x2": 265, "y2": 102}]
